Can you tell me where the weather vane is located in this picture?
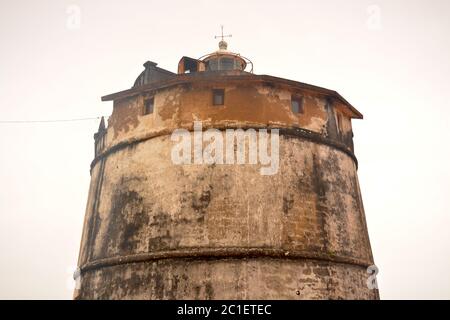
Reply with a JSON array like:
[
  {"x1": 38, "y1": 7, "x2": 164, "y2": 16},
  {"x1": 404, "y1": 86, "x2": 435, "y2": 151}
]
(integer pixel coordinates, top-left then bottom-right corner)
[{"x1": 214, "y1": 25, "x2": 232, "y2": 50}]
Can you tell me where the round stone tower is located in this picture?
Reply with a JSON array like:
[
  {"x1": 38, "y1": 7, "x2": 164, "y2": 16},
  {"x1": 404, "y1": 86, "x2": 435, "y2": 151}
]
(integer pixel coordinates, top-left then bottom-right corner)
[{"x1": 74, "y1": 42, "x2": 378, "y2": 299}]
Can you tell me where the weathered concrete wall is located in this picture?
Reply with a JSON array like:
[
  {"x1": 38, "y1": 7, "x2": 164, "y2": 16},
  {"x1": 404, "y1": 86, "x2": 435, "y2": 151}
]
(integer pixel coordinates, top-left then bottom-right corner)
[
  {"x1": 75, "y1": 79, "x2": 376, "y2": 300},
  {"x1": 78, "y1": 259, "x2": 376, "y2": 300},
  {"x1": 76, "y1": 132, "x2": 376, "y2": 299}
]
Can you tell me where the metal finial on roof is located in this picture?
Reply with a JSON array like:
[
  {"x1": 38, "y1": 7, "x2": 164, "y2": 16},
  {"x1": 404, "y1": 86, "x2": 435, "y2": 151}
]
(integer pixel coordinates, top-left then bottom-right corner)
[
  {"x1": 214, "y1": 25, "x2": 232, "y2": 50},
  {"x1": 218, "y1": 40, "x2": 228, "y2": 50}
]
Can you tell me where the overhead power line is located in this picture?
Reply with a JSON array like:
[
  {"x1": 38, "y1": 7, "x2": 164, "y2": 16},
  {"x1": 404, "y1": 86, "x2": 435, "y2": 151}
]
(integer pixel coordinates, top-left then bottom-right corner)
[{"x1": 0, "y1": 116, "x2": 104, "y2": 124}]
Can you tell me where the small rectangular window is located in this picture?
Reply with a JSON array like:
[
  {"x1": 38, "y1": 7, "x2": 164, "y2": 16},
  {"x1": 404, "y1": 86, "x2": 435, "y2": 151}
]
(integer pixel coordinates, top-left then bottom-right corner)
[
  {"x1": 291, "y1": 95, "x2": 304, "y2": 114},
  {"x1": 213, "y1": 89, "x2": 225, "y2": 106},
  {"x1": 336, "y1": 112, "x2": 343, "y2": 133},
  {"x1": 144, "y1": 97, "x2": 154, "y2": 115}
]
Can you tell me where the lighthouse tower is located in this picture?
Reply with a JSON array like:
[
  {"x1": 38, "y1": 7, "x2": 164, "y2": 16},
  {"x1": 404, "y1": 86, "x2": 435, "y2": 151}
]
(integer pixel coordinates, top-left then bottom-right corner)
[{"x1": 74, "y1": 36, "x2": 378, "y2": 299}]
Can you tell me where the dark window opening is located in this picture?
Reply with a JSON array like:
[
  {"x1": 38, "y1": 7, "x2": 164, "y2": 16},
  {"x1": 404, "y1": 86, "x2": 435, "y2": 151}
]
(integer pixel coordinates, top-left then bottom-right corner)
[
  {"x1": 183, "y1": 57, "x2": 198, "y2": 73},
  {"x1": 291, "y1": 95, "x2": 304, "y2": 114},
  {"x1": 213, "y1": 89, "x2": 225, "y2": 105},
  {"x1": 336, "y1": 113, "x2": 343, "y2": 134},
  {"x1": 144, "y1": 97, "x2": 154, "y2": 114}
]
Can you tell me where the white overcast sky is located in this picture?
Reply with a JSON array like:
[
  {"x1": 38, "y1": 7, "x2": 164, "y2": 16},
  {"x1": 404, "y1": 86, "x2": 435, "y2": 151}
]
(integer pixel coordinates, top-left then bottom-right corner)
[{"x1": 1, "y1": 0, "x2": 449, "y2": 299}]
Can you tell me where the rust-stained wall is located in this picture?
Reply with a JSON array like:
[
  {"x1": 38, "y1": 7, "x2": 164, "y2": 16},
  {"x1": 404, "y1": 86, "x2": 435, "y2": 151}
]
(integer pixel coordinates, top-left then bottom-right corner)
[
  {"x1": 75, "y1": 75, "x2": 377, "y2": 300},
  {"x1": 103, "y1": 82, "x2": 352, "y2": 153}
]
